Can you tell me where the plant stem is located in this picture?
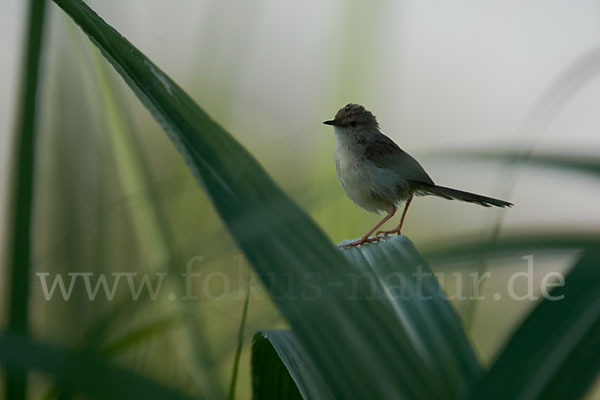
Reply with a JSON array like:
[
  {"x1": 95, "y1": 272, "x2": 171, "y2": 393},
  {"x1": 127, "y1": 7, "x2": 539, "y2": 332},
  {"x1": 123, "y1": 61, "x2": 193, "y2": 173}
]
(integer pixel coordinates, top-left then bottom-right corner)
[
  {"x1": 5, "y1": 0, "x2": 47, "y2": 398},
  {"x1": 227, "y1": 271, "x2": 251, "y2": 400}
]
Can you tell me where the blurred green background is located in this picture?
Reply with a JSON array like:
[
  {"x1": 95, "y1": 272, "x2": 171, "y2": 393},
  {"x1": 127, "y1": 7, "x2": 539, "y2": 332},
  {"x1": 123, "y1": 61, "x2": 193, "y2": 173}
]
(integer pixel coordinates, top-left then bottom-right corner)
[{"x1": 1, "y1": 0, "x2": 600, "y2": 398}]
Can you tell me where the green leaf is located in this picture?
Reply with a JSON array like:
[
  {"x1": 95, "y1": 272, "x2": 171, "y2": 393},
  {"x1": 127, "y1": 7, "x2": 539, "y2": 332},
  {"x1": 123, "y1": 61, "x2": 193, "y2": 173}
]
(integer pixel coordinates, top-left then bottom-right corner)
[
  {"x1": 423, "y1": 232, "x2": 600, "y2": 264},
  {"x1": 0, "y1": 333, "x2": 196, "y2": 400},
  {"x1": 252, "y1": 237, "x2": 484, "y2": 400},
  {"x1": 5, "y1": 0, "x2": 48, "y2": 398},
  {"x1": 468, "y1": 249, "x2": 600, "y2": 400},
  {"x1": 433, "y1": 151, "x2": 600, "y2": 177},
  {"x1": 228, "y1": 274, "x2": 252, "y2": 400},
  {"x1": 51, "y1": 1, "x2": 481, "y2": 398},
  {"x1": 42, "y1": 306, "x2": 193, "y2": 399},
  {"x1": 251, "y1": 330, "x2": 331, "y2": 400},
  {"x1": 341, "y1": 237, "x2": 483, "y2": 398}
]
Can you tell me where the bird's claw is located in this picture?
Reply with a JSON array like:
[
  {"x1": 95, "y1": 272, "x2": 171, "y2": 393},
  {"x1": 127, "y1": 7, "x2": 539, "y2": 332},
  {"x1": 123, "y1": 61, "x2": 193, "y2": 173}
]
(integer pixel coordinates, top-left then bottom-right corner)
[
  {"x1": 376, "y1": 228, "x2": 401, "y2": 237},
  {"x1": 339, "y1": 236, "x2": 382, "y2": 248}
]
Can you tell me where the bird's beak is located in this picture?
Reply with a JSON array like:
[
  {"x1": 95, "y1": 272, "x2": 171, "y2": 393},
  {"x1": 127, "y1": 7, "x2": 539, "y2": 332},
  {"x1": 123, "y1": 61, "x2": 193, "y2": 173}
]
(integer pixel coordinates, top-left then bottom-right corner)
[{"x1": 323, "y1": 120, "x2": 338, "y2": 126}]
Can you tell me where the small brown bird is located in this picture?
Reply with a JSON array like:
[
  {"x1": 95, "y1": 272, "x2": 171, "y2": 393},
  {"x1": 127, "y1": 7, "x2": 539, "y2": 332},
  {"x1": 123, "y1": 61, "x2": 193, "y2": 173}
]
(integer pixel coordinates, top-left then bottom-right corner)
[{"x1": 324, "y1": 103, "x2": 512, "y2": 248}]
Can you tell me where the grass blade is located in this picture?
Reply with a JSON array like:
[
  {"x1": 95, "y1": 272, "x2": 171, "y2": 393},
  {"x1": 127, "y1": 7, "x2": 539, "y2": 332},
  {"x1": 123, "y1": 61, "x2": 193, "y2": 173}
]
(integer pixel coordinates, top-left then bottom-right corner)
[
  {"x1": 433, "y1": 151, "x2": 600, "y2": 177},
  {"x1": 227, "y1": 274, "x2": 251, "y2": 400},
  {"x1": 468, "y1": 249, "x2": 600, "y2": 400},
  {"x1": 423, "y1": 232, "x2": 600, "y2": 264},
  {"x1": 80, "y1": 35, "x2": 220, "y2": 397},
  {"x1": 0, "y1": 333, "x2": 196, "y2": 400},
  {"x1": 4, "y1": 0, "x2": 47, "y2": 398}
]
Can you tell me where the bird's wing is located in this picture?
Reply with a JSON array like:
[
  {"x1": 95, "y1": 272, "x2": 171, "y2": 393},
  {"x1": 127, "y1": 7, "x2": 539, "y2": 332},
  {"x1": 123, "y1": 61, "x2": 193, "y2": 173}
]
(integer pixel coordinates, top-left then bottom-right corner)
[{"x1": 365, "y1": 134, "x2": 434, "y2": 185}]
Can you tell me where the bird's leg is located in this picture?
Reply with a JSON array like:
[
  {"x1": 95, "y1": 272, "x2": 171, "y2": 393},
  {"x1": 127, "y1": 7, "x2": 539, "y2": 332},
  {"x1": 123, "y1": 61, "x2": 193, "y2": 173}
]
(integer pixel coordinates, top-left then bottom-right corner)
[
  {"x1": 340, "y1": 206, "x2": 397, "y2": 248},
  {"x1": 377, "y1": 195, "x2": 413, "y2": 237}
]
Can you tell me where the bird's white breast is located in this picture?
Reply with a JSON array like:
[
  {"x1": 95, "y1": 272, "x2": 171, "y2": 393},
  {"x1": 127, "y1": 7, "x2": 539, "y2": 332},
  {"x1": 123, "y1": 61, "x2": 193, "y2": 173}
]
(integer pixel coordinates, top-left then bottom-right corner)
[{"x1": 333, "y1": 128, "x2": 408, "y2": 213}]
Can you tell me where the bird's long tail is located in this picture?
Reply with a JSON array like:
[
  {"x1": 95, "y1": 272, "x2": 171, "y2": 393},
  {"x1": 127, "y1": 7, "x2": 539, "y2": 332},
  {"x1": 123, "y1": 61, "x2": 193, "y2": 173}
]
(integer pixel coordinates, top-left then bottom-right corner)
[{"x1": 413, "y1": 182, "x2": 513, "y2": 208}]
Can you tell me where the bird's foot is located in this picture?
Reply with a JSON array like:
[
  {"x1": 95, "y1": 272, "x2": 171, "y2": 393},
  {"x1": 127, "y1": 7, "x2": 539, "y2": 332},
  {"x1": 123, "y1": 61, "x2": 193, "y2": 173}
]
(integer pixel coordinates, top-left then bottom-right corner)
[
  {"x1": 339, "y1": 236, "x2": 382, "y2": 248},
  {"x1": 376, "y1": 227, "x2": 401, "y2": 237}
]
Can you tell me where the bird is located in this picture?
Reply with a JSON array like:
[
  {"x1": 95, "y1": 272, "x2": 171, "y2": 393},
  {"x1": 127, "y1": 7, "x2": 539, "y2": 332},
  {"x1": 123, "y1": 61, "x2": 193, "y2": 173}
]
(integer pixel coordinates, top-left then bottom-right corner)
[{"x1": 323, "y1": 103, "x2": 512, "y2": 248}]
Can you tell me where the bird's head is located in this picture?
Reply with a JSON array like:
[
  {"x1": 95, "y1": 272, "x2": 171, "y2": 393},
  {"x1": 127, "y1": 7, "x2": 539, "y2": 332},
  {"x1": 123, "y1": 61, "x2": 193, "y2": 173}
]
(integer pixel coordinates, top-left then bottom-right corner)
[{"x1": 323, "y1": 104, "x2": 379, "y2": 134}]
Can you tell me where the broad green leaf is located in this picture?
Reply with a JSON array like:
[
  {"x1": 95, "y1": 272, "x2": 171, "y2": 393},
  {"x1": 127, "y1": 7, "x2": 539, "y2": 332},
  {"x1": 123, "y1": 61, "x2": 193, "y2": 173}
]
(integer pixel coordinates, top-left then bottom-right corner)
[
  {"x1": 252, "y1": 330, "x2": 331, "y2": 400},
  {"x1": 0, "y1": 333, "x2": 195, "y2": 400},
  {"x1": 52, "y1": 1, "x2": 480, "y2": 398},
  {"x1": 468, "y1": 249, "x2": 600, "y2": 400},
  {"x1": 342, "y1": 236, "x2": 483, "y2": 398},
  {"x1": 253, "y1": 237, "x2": 483, "y2": 400}
]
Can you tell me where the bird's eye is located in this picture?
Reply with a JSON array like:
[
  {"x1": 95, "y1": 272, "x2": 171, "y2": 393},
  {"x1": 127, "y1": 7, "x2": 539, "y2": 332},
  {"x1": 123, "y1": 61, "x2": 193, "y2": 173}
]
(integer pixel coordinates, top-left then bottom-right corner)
[{"x1": 350, "y1": 121, "x2": 357, "y2": 128}]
